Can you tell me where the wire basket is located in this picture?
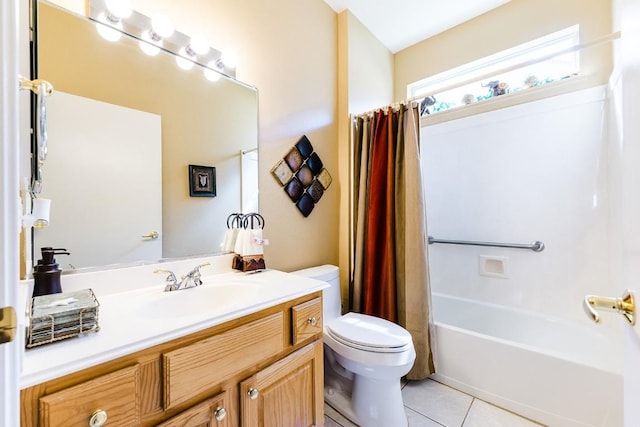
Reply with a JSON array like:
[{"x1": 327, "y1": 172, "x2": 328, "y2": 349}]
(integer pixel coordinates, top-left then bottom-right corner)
[{"x1": 26, "y1": 289, "x2": 100, "y2": 348}]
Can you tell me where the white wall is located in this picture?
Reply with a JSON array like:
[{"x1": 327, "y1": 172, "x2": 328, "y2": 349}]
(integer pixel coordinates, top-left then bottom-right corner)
[{"x1": 422, "y1": 86, "x2": 614, "y2": 327}]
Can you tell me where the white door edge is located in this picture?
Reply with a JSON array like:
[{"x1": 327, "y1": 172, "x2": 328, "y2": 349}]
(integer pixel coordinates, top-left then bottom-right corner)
[{"x1": 0, "y1": 0, "x2": 23, "y2": 426}]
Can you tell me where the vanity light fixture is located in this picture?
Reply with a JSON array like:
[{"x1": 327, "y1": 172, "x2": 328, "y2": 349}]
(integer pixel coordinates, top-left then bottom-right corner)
[
  {"x1": 95, "y1": 12, "x2": 123, "y2": 42},
  {"x1": 95, "y1": 0, "x2": 132, "y2": 42},
  {"x1": 88, "y1": 0, "x2": 237, "y2": 79},
  {"x1": 219, "y1": 50, "x2": 238, "y2": 70},
  {"x1": 139, "y1": 31, "x2": 160, "y2": 56},
  {"x1": 204, "y1": 61, "x2": 222, "y2": 82},
  {"x1": 188, "y1": 34, "x2": 210, "y2": 56},
  {"x1": 176, "y1": 35, "x2": 210, "y2": 70},
  {"x1": 104, "y1": 0, "x2": 132, "y2": 19},
  {"x1": 139, "y1": 14, "x2": 174, "y2": 56},
  {"x1": 175, "y1": 47, "x2": 195, "y2": 70}
]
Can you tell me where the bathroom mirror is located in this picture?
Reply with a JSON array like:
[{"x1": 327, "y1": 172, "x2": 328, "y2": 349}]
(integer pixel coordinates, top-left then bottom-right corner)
[{"x1": 29, "y1": 1, "x2": 258, "y2": 272}]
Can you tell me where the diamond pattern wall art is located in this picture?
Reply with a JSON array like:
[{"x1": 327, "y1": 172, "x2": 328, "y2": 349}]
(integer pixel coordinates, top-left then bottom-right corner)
[{"x1": 270, "y1": 135, "x2": 332, "y2": 217}]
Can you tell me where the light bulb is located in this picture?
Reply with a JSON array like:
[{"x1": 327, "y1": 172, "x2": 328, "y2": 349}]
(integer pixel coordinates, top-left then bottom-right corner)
[
  {"x1": 151, "y1": 14, "x2": 173, "y2": 38},
  {"x1": 221, "y1": 50, "x2": 238, "y2": 69},
  {"x1": 95, "y1": 12, "x2": 122, "y2": 42},
  {"x1": 139, "y1": 30, "x2": 161, "y2": 56},
  {"x1": 176, "y1": 47, "x2": 195, "y2": 70},
  {"x1": 204, "y1": 61, "x2": 221, "y2": 82},
  {"x1": 105, "y1": 0, "x2": 132, "y2": 18},
  {"x1": 189, "y1": 34, "x2": 209, "y2": 55}
]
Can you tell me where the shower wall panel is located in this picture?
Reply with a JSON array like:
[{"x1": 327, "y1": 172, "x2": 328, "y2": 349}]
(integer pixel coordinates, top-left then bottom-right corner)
[{"x1": 422, "y1": 85, "x2": 612, "y2": 325}]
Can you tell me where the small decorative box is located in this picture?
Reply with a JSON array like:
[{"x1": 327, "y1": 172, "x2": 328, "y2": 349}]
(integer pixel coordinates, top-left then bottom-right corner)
[{"x1": 26, "y1": 289, "x2": 100, "y2": 348}]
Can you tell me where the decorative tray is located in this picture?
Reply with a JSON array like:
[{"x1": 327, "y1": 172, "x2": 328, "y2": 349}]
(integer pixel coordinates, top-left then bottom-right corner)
[{"x1": 26, "y1": 289, "x2": 100, "y2": 348}]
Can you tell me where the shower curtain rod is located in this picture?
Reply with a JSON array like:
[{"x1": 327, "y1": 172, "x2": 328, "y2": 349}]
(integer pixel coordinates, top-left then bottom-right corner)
[
  {"x1": 354, "y1": 101, "x2": 415, "y2": 118},
  {"x1": 352, "y1": 30, "x2": 622, "y2": 116},
  {"x1": 428, "y1": 236, "x2": 545, "y2": 252}
]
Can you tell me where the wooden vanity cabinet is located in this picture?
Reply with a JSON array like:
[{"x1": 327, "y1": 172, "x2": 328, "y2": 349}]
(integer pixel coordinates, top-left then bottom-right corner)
[{"x1": 20, "y1": 292, "x2": 324, "y2": 427}]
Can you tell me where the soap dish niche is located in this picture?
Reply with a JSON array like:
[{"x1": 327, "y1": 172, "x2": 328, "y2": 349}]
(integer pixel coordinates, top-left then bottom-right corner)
[{"x1": 479, "y1": 255, "x2": 509, "y2": 279}]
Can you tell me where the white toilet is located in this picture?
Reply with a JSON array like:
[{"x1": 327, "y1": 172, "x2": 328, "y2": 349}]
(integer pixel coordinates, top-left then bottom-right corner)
[{"x1": 292, "y1": 265, "x2": 416, "y2": 426}]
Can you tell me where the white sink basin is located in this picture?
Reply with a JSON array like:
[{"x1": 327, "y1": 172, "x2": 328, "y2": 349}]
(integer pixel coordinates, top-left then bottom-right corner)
[{"x1": 136, "y1": 280, "x2": 267, "y2": 319}]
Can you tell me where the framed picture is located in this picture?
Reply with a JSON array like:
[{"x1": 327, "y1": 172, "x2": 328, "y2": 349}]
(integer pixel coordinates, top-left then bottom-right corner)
[{"x1": 189, "y1": 165, "x2": 216, "y2": 197}]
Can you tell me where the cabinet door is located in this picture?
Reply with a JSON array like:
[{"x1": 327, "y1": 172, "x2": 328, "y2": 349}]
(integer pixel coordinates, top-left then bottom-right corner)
[
  {"x1": 39, "y1": 365, "x2": 139, "y2": 427},
  {"x1": 156, "y1": 391, "x2": 230, "y2": 427},
  {"x1": 240, "y1": 341, "x2": 323, "y2": 427}
]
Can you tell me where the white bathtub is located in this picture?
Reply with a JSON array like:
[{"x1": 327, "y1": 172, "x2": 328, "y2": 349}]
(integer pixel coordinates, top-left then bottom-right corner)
[{"x1": 430, "y1": 293, "x2": 623, "y2": 427}]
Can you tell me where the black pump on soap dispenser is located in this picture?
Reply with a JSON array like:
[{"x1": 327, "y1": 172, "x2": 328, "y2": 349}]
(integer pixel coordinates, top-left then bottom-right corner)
[{"x1": 32, "y1": 247, "x2": 70, "y2": 298}]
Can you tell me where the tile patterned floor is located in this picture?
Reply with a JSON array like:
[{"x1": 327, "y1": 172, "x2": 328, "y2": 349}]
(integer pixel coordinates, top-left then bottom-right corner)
[{"x1": 324, "y1": 378, "x2": 544, "y2": 427}]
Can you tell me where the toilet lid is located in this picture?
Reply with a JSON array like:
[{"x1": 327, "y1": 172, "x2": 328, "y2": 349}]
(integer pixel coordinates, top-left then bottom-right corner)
[{"x1": 326, "y1": 312, "x2": 413, "y2": 353}]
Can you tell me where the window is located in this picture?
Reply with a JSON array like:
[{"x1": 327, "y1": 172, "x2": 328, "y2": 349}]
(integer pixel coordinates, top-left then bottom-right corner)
[{"x1": 408, "y1": 25, "x2": 580, "y2": 115}]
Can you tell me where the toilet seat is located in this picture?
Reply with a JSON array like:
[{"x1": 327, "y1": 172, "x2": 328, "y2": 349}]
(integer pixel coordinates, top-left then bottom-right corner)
[{"x1": 326, "y1": 312, "x2": 413, "y2": 354}]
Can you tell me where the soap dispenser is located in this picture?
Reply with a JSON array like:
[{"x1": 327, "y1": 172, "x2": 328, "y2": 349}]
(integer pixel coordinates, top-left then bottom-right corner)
[{"x1": 32, "y1": 247, "x2": 70, "y2": 298}]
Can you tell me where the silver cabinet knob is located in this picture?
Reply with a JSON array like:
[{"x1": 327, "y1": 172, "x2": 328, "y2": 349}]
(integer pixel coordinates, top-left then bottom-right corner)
[
  {"x1": 214, "y1": 406, "x2": 227, "y2": 421},
  {"x1": 89, "y1": 409, "x2": 108, "y2": 427},
  {"x1": 307, "y1": 316, "x2": 318, "y2": 326},
  {"x1": 248, "y1": 387, "x2": 259, "y2": 400},
  {"x1": 142, "y1": 231, "x2": 159, "y2": 239}
]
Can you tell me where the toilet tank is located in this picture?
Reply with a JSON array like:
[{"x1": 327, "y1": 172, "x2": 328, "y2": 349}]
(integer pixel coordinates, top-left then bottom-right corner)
[{"x1": 290, "y1": 265, "x2": 341, "y2": 323}]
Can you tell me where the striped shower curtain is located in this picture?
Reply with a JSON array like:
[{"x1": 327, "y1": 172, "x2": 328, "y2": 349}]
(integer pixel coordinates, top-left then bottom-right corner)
[{"x1": 351, "y1": 103, "x2": 434, "y2": 379}]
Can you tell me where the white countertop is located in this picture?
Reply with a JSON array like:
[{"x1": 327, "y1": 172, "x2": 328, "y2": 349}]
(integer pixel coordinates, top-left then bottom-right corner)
[{"x1": 19, "y1": 259, "x2": 327, "y2": 389}]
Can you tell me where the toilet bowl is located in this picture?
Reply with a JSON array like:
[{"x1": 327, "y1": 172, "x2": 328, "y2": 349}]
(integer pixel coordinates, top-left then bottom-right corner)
[{"x1": 291, "y1": 265, "x2": 415, "y2": 426}]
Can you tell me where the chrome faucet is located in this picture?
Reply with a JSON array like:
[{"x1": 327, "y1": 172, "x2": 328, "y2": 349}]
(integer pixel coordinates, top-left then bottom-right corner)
[
  {"x1": 154, "y1": 262, "x2": 211, "y2": 292},
  {"x1": 182, "y1": 262, "x2": 210, "y2": 288}
]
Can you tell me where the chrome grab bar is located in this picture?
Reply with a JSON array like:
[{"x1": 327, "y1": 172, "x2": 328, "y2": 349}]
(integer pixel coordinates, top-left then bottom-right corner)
[{"x1": 427, "y1": 236, "x2": 545, "y2": 252}]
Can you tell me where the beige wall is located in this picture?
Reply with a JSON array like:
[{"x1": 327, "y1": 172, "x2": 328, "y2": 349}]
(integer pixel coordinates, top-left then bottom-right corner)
[
  {"x1": 395, "y1": 0, "x2": 613, "y2": 101},
  {"x1": 127, "y1": 0, "x2": 340, "y2": 272},
  {"x1": 336, "y1": 10, "x2": 394, "y2": 304},
  {"x1": 342, "y1": 12, "x2": 394, "y2": 115}
]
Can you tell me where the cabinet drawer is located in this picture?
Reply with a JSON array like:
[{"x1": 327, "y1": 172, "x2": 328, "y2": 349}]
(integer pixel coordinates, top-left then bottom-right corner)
[
  {"x1": 291, "y1": 297, "x2": 323, "y2": 345},
  {"x1": 164, "y1": 312, "x2": 284, "y2": 409},
  {"x1": 156, "y1": 391, "x2": 230, "y2": 427},
  {"x1": 39, "y1": 365, "x2": 139, "y2": 427}
]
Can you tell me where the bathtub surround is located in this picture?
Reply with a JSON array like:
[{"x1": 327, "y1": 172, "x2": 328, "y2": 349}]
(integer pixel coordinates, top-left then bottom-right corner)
[
  {"x1": 351, "y1": 103, "x2": 433, "y2": 379},
  {"x1": 422, "y1": 86, "x2": 623, "y2": 425},
  {"x1": 423, "y1": 86, "x2": 611, "y2": 322}
]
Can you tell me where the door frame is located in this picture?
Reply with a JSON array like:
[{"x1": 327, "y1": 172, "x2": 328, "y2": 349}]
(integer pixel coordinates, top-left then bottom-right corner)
[
  {"x1": 619, "y1": 0, "x2": 640, "y2": 424},
  {"x1": 0, "y1": 0, "x2": 23, "y2": 425}
]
